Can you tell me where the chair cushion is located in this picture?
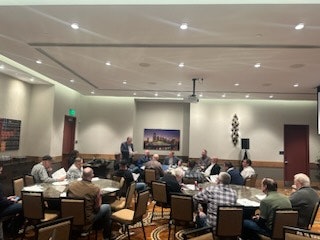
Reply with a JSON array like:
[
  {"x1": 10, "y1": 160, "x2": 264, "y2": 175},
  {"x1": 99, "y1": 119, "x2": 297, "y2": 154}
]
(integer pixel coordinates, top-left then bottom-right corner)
[
  {"x1": 111, "y1": 198, "x2": 126, "y2": 211},
  {"x1": 189, "y1": 233, "x2": 214, "y2": 240},
  {"x1": 42, "y1": 212, "x2": 59, "y2": 222},
  {"x1": 111, "y1": 209, "x2": 134, "y2": 224}
]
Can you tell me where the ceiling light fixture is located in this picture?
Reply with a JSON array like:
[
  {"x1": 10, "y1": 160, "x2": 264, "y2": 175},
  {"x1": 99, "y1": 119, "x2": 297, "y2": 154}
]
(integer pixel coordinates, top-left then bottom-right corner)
[
  {"x1": 245, "y1": 94, "x2": 250, "y2": 98},
  {"x1": 177, "y1": 82, "x2": 182, "y2": 86},
  {"x1": 71, "y1": 23, "x2": 79, "y2": 30},
  {"x1": 234, "y1": 83, "x2": 239, "y2": 86},
  {"x1": 269, "y1": 95, "x2": 274, "y2": 99},
  {"x1": 105, "y1": 61, "x2": 111, "y2": 66},
  {"x1": 254, "y1": 63, "x2": 261, "y2": 68},
  {"x1": 154, "y1": 92, "x2": 158, "y2": 97},
  {"x1": 36, "y1": 60, "x2": 42, "y2": 64},
  {"x1": 123, "y1": 80, "x2": 127, "y2": 85},
  {"x1": 133, "y1": 92, "x2": 137, "y2": 96},
  {"x1": 295, "y1": 23, "x2": 304, "y2": 30},
  {"x1": 222, "y1": 94, "x2": 226, "y2": 98},
  {"x1": 180, "y1": 23, "x2": 188, "y2": 30},
  {"x1": 177, "y1": 93, "x2": 181, "y2": 97},
  {"x1": 70, "y1": 79, "x2": 75, "y2": 83},
  {"x1": 293, "y1": 83, "x2": 299, "y2": 87},
  {"x1": 178, "y1": 62, "x2": 184, "y2": 68},
  {"x1": 199, "y1": 93, "x2": 203, "y2": 97},
  {"x1": 91, "y1": 91, "x2": 95, "y2": 94},
  {"x1": 30, "y1": 77, "x2": 34, "y2": 82},
  {"x1": 0, "y1": 65, "x2": 4, "y2": 70}
]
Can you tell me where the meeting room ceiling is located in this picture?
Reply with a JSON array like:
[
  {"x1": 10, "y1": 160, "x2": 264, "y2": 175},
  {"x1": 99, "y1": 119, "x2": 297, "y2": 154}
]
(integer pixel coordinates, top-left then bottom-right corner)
[{"x1": 1, "y1": 3, "x2": 320, "y2": 100}]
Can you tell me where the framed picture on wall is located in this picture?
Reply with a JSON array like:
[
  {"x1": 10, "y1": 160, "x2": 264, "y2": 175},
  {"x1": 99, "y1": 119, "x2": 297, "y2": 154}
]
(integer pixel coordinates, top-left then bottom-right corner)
[
  {"x1": 0, "y1": 118, "x2": 21, "y2": 152},
  {"x1": 143, "y1": 129, "x2": 180, "y2": 150}
]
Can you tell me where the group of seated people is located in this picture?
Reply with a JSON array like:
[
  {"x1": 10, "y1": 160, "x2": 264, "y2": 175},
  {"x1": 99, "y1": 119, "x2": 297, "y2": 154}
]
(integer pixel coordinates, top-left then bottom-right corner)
[{"x1": 0, "y1": 149, "x2": 319, "y2": 240}]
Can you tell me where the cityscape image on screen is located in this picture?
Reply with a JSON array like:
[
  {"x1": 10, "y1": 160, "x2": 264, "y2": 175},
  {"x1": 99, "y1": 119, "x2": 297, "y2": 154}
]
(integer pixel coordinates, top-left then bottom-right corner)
[{"x1": 143, "y1": 129, "x2": 180, "y2": 150}]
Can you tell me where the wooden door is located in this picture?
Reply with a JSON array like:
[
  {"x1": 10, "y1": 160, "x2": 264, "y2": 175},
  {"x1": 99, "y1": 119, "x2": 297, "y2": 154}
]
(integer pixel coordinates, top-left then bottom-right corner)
[
  {"x1": 62, "y1": 116, "x2": 76, "y2": 170},
  {"x1": 284, "y1": 125, "x2": 309, "y2": 186}
]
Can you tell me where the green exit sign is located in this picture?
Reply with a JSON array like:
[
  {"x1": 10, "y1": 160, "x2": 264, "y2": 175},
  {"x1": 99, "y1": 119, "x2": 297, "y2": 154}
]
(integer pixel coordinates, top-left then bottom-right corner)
[{"x1": 69, "y1": 109, "x2": 76, "y2": 116}]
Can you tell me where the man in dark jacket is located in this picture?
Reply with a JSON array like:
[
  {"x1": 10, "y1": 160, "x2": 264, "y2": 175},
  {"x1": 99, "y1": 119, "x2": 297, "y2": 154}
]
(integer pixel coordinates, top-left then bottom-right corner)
[{"x1": 223, "y1": 161, "x2": 244, "y2": 185}]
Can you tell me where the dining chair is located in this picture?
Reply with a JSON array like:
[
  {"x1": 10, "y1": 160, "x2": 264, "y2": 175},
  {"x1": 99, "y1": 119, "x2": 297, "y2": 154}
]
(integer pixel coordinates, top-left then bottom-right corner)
[
  {"x1": 259, "y1": 209, "x2": 298, "y2": 240},
  {"x1": 111, "y1": 189, "x2": 150, "y2": 240},
  {"x1": 168, "y1": 193, "x2": 194, "y2": 240},
  {"x1": 20, "y1": 191, "x2": 59, "y2": 240},
  {"x1": 34, "y1": 216, "x2": 73, "y2": 240},
  {"x1": 283, "y1": 226, "x2": 320, "y2": 240},
  {"x1": 151, "y1": 181, "x2": 170, "y2": 222},
  {"x1": 244, "y1": 173, "x2": 258, "y2": 188},
  {"x1": 23, "y1": 174, "x2": 35, "y2": 186},
  {"x1": 215, "y1": 205, "x2": 243, "y2": 238},
  {"x1": 60, "y1": 197, "x2": 98, "y2": 240},
  {"x1": 182, "y1": 226, "x2": 214, "y2": 240},
  {"x1": 111, "y1": 181, "x2": 136, "y2": 212},
  {"x1": 308, "y1": 200, "x2": 319, "y2": 230},
  {"x1": 12, "y1": 176, "x2": 24, "y2": 198},
  {"x1": 144, "y1": 169, "x2": 156, "y2": 187}
]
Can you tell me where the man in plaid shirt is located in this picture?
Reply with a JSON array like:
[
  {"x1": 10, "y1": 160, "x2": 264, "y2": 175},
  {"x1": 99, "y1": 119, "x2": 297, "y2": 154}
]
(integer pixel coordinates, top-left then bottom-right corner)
[{"x1": 193, "y1": 172, "x2": 238, "y2": 229}]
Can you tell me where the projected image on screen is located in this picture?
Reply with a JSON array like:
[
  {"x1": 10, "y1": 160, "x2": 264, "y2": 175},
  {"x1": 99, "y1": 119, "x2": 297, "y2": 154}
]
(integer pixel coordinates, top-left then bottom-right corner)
[{"x1": 143, "y1": 129, "x2": 180, "y2": 150}]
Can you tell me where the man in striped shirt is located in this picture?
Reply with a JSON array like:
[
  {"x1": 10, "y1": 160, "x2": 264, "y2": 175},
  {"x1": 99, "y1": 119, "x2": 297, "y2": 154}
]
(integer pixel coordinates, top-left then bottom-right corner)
[{"x1": 193, "y1": 172, "x2": 237, "y2": 230}]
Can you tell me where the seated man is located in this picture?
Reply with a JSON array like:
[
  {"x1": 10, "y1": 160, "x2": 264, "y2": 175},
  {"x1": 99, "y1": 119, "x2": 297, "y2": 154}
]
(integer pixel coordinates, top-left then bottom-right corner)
[
  {"x1": 290, "y1": 173, "x2": 320, "y2": 228},
  {"x1": 242, "y1": 178, "x2": 292, "y2": 239},
  {"x1": 31, "y1": 155, "x2": 65, "y2": 183},
  {"x1": 144, "y1": 154, "x2": 164, "y2": 180},
  {"x1": 67, "y1": 157, "x2": 84, "y2": 180},
  {"x1": 162, "y1": 168, "x2": 184, "y2": 204},
  {"x1": 67, "y1": 167, "x2": 112, "y2": 240},
  {"x1": 223, "y1": 161, "x2": 244, "y2": 185},
  {"x1": 163, "y1": 151, "x2": 181, "y2": 166},
  {"x1": 193, "y1": 172, "x2": 237, "y2": 229},
  {"x1": 240, "y1": 159, "x2": 256, "y2": 179},
  {"x1": 113, "y1": 160, "x2": 146, "y2": 196},
  {"x1": 130, "y1": 150, "x2": 151, "y2": 173},
  {"x1": 0, "y1": 163, "x2": 23, "y2": 237},
  {"x1": 184, "y1": 159, "x2": 205, "y2": 183},
  {"x1": 204, "y1": 157, "x2": 221, "y2": 176}
]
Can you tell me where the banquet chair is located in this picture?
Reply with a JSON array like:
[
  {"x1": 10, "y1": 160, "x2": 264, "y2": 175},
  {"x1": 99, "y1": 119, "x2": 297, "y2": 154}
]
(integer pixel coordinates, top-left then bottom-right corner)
[
  {"x1": 112, "y1": 176, "x2": 126, "y2": 197},
  {"x1": 182, "y1": 226, "x2": 214, "y2": 240},
  {"x1": 244, "y1": 174, "x2": 258, "y2": 188},
  {"x1": 111, "y1": 189, "x2": 149, "y2": 240},
  {"x1": 23, "y1": 174, "x2": 35, "y2": 186},
  {"x1": 20, "y1": 191, "x2": 59, "y2": 240},
  {"x1": 34, "y1": 216, "x2": 73, "y2": 240},
  {"x1": 12, "y1": 176, "x2": 24, "y2": 198},
  {"x1": 168, "y1": 194, "x2": 194, "y2": 240},
  {"x1": 111, "y1": 181, "x2": 136, "y2": 212},
  {"x1": 60, "y1": 198, "x2": 98, "y2": 240},
  {"x1": 151, "y1": 181, "x2": 170, "y2": 222},
  {"x1": 144, "y1": 169, "x2": 156, "y2": 187},
  {"x1": 308, "y1": 200, "x2": 319, "y2": 230},
  {"x1": 215, "y1": 205, "x2": 244, "y2": 239},
  {"x1": 283, "y1": 226, "x2": 320, "y2": 240},
  {"x1": 259, "y1": 209, "x2": 298, "y2": 240}
]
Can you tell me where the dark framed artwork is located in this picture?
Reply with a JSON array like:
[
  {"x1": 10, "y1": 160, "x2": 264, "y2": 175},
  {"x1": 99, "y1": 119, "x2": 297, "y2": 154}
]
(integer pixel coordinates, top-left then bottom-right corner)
[
  {"x1": 0, "y1": 118, "x2": 21, "y2": 152},
  {"x1": 143, "y1": 129, "x2": 180, "y2": 150}
]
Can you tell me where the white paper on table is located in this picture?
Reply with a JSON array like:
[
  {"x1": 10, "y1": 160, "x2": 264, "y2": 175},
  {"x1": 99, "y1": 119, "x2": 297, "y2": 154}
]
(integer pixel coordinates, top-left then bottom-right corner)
[
  {"x1": 183, "y1": 184, "x2": 195, "y2": 190},
  {"x1": 132, "y1": 173, "x2": 140, "y2": 181},
  {"x1": 23, "y1": 185, "x2": 44, "y2": 192},
  {"x1": 92, "y1": 177, "x2": 99, "y2": 181},
  {"x1": 60, "y1": 192, "x2": 67, "y2": 197},
  {"x1": 140, "y1": 166, "x2": 145, "y2": 170},
  {"x1": 237, "y1": 198, "x2": 260, "y2": 207},
  {"x1": 210, "y1": 175, "x2": 218, "y2": 183},
  {"x1": 101, "y1": 187, "x2": 119, "y2": 193},
  {"x1": 52, "y1": 180, "x2": 68, "y2": 186},
  {"x1": 52, "y1": 168, "x2": 67, "y2": 179},
  {"x1": 255, "y1": 194, "x2": 267, "y2": 200}
]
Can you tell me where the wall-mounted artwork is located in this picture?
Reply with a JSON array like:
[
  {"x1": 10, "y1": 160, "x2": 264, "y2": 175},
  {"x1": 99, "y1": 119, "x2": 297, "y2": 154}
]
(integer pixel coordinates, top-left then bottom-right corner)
[
  {"x1": 143, "y1": 129, "x2": 180, "y2": 150},
  {"x1": 0, "y1": 118, "x2": 21, "y2": 152}
]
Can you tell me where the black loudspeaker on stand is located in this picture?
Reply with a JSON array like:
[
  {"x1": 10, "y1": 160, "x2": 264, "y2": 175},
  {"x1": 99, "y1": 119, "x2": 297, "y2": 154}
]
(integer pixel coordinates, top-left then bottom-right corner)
[{"x1": 241, "y1": 138, "x2": 250, "y2": 160}]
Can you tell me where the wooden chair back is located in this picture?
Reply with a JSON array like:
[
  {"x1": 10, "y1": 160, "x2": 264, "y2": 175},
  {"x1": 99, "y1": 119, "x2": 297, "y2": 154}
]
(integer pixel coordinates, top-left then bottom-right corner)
[
  {"x1": 125, "y1": 181, "x2": 136, "y2": 209},
  {"x1": 22, "y1": 191, "x2": 45, "y2": 220},
  {"x1": 35, "y1": 217, "x2": 73, "y2": 240},
  {"x1": 216, "y1": 206, "x2": 243, "y2": 237},
  {"x1": 144, "y1": 169, "x2": 156, "y2": 185},
  {"x1": 308, "y1": 200, "x2": 319, "y2": 229},
  {"x1": 152, "y1": 181, "x2": 168, "y2": 204},
  {"x1": 170, "y1": 194, "x2": 194, "y2": 222},
  {"x1": 271, "y1": 209, "x2": 298, "y2": 239},
  {"x1": 61, "y1": 198, "x2": 86, "y2": 226},
  {"x1": 12, "y1": 176, "x2": 24, "y2": 198},
  {"x1": 133, "y1": 189, "x2": 149, "y2": 222},
  {"x1": 24, "y1": 174, "x2": 35, "y2": 186},
  {"x1": 244, "y1": 173, "x2": 258, "y2": 187}
]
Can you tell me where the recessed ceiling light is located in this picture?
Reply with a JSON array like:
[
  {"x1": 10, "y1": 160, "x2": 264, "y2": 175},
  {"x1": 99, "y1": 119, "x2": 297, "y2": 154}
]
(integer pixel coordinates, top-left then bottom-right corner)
[
  {"x1": 177, "y1": 93, "x2": 181, "y2": 97},
  {"x1": 180, "y1": 23, "x2": 188, "y2": 30},
  {"x1": 30, "y1": 77, "x2": 34, "y2": 82},
  {"x1": 177, "y1": 82, "x2": 182, "y2": 86},
  {"x1": 293, "y1": 83, "x2": 299, "y2": 87},
  {"x1": 234, "y1": 83, "x2": 239, "y2": 86},
  {"x1": 133, "y1": 92, "x2": 137, "y2": 96},
  {"x1": 199, "y1": 93, "x2": 203, "y2": 97},
  {"x1": 154, "y1": 92, "x2": 158, "y2": 97},
  {"x1": 254, "y1": 63, "x2": 261, "y2": 68},
  {"x1": 36, "y1": 60, "x2": 42, "y2": 64},
  {"x1": 295, "y1": 23, "x2": 304, "y2": 30},
  {"x1": 178, "y1": 62, "x2": 184, "y2": 68},
  {"x1": 71, "y1": 23, "x2": 79, "y2": 30},
  {"x1": 91, "y1": 91, "x2": 95, "y2": 94},
  {"x1": 222, "y1": 94, "x2": 226, "y2": 98},
  {"x1": 269, "y1": 95, "x2": 274, "y2": 99},
  {"x1": 0, "y1": 65, "x2": 4, "y2": 70},
  {"x1": 70, "y1": 79, "x2": 75, "y2": 83},
  {"x1": 105, "y1": 61, "x2": 111, "y2": 66},
  {"x1": 245, "y1": 94, "x2": 250, "y2": 98},
  {"x1": 123, "y1": 80, "x2": 127, "y2": 85}
]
